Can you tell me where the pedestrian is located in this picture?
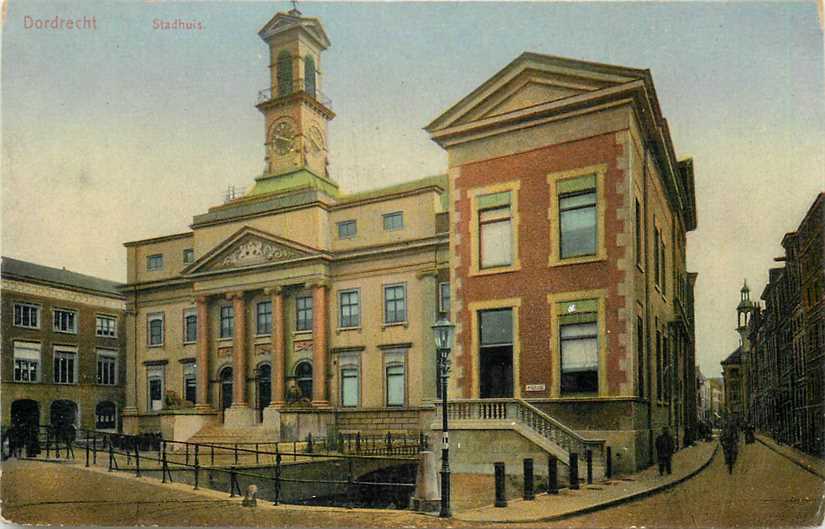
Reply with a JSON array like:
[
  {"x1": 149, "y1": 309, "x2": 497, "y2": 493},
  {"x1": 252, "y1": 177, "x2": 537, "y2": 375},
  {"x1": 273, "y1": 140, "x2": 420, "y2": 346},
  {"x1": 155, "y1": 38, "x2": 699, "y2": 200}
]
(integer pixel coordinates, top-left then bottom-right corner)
[{"x1": 655, "y1": 427, "x2": 674, "y2": 476}]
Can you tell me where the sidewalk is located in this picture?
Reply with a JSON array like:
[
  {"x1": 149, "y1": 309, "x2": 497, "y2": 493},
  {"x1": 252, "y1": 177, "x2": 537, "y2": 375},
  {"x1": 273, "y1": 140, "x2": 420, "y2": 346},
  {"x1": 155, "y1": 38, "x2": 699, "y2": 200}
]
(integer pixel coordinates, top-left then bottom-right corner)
[
  {"x1": 453, "y1": 440, "x2": 718, "y2": 524},
  {"x1": 755, "y1": 434, "x2": 825, "y2": 479}
]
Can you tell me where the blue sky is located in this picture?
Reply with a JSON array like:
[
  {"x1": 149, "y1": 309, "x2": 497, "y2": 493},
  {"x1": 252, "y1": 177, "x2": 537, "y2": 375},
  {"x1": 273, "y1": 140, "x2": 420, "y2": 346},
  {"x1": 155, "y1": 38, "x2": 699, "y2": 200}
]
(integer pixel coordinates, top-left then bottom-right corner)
[{"x1": 3, "y1": 1, "x2": 824, "y2": 377}]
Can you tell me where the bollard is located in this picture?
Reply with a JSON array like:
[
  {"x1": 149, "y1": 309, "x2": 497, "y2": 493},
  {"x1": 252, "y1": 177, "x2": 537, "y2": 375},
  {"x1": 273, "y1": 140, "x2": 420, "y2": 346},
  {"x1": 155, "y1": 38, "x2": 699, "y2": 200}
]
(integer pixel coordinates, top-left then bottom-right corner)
[
  {"x1": 569, "y1": 453, "x2": 580, "y2": 490},
  {"x1": 108, "y1": 443, "x2": 114, "y2": 472},
  {"x1": 523, "y1": 458, "x2": 535, "y2": 500},
  {"x1": 494, "y1": 462, "x2": 507, "y2": 508},
  {"x1": 606, "y1": 447, "x2": 613, "y2": 479},
  {"x1": 93, "y1": 433, "x2": 97, "y2": 465},
  {"x1": 586, "y1": 449, "x2": 593, "y2": 485},
  {"x1": 547, "y1": 456, "x2": 559, "y2": 495}
]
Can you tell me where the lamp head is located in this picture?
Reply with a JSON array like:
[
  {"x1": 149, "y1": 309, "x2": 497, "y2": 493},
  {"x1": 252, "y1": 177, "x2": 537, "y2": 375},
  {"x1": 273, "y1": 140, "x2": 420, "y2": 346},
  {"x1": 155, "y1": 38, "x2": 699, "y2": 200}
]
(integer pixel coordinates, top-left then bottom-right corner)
[{"x1": 432, "y1": 317, "x2": 455, "y2": 351}]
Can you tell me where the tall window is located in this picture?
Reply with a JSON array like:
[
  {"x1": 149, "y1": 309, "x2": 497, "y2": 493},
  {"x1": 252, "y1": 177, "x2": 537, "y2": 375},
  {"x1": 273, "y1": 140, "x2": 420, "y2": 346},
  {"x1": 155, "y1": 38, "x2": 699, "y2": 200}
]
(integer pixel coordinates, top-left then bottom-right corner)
[
  {"x1": 96, "y1": 315, "x2": 117, "y2": 337},
  {"x1": 183, "y1": 248, "x2": 195, "y2": 264},
  {"x1": 296, "y1": 295, "x2": 313, "y2": 331},
  {"x1": 386, "y1": 364, "x2": 405, "y2": 407},
  {"x1": 295, "y1": 361, "x2": 313, "y2": 399},
  {"x1": 257, "y1": 301, "x2": 272, "y2": 335},
  {"x1": 558, "y1": 300, "x2": 599, "y2": 394},
  {"x1": 337, "y1": 220, "x2": 357, "y2": 239},
  {"x1": 559, "y1": 177, "x2": 597, "y2": 259},
  {"x1": 220, "y1": 306, "x2": 234, "y2": 339},
  {"x1": 97, "y1": 350, "x2": 117, "y2": 385},
  {"x1": 654, "y1": 225, "x2": 661, "y2": 287},
  {"x1": 146, "y1": 254, "x2": 163, "y2": 271},
  {"x1": 637, "y1": 316, "x2": 645, "y2": 398},
  {"x1": 53, "y1": 347, "x2": 77, "y2": 384},
  {"x1": 656, "y1": 327, "x2": 663, "y2": 401},
  {"x1": 183, "y1": 363, "x2": 196, "y2": 404},
  {"x1": 183, "y1": 309, "x2": 197, "y2": 343},
  {"x1": 339, "y1": 289, "x2": 360, "y2": 328},
  {"x1": 635, "y1": 199, "x2": 642, "y2": 267},
  {"x1": 439, "y1": 282, "x2": 451, "y2": 315},
  {"x1": 148, "y1": 367, "x2": 164, "y2": 411},
  {"x1": 95, "y1": 401, "x2": 117, "y2": 430},
  {"x1": 383, "y1": 212, "x2": 404, "y2": 231},
  {"x1": 13, "y1": 302, "x2": 40, "y2": 329},
  {"x1": 661, "y1": 239, "x2": 667, "y2": 296},
  {"x1": 384, "y1": 284, "x2": 406, "y2": 324},
  {"x1": 277, "y1": 51, "x2": 293, "y2": 97},
  {"x1": 148, "y1": 313, "x2": 164, "y2": 346},
  {"x1": 304, "y1": 55, "x2": 316, "y2": 97},
  {"x1": 53, "y1": 308, "x2": 78, "y2": 334},
  {"x1": 479, "y1": 308, "x2": 514, "y2": 398},
  {"x1": 13, "y1": 341, "x2": 40, "y2": 383},
  {"x1": 478, "y1": 191, "x2": 512, "y2": 269},
  {"x1": 341, "y1": 367, "x2": 359, "y2": 407},
  {"x1": 663, "y1": 335, "x2": 670, "y2": 400}
]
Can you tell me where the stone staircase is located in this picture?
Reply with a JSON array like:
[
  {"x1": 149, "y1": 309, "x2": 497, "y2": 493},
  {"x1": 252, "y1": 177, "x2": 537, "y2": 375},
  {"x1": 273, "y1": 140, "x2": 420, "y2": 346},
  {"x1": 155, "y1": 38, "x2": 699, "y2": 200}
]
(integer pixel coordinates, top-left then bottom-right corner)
[{"x1": 436, "y1": 398, "x2": 607, "y2": 481}]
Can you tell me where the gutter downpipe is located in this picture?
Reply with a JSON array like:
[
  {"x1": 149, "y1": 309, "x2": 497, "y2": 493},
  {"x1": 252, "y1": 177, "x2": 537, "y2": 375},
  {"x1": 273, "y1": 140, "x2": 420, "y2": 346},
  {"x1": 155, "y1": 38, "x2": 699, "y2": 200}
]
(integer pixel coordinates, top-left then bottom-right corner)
[{"x1": 643, "y1": 143, "x2": 654, "y2": 467}]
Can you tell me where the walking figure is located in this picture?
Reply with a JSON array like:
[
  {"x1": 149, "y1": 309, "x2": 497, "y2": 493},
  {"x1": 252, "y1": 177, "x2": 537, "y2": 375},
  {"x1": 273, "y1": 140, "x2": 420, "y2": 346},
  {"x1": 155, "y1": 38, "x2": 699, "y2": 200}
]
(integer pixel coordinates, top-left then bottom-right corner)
[
  {"x1": 655, "y1": 427, "x2": 674, "y2": 476},
  {"x1": 721, "y1": 418, "x2": 739, "y2": 474}
]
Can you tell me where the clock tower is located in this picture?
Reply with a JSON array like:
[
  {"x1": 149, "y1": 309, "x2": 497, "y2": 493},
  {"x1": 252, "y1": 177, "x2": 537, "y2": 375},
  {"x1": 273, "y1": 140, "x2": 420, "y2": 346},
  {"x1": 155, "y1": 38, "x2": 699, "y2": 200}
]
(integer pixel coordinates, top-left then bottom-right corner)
[{"x1": 252, "y1": 8, "x2": 337, "y2": 196}]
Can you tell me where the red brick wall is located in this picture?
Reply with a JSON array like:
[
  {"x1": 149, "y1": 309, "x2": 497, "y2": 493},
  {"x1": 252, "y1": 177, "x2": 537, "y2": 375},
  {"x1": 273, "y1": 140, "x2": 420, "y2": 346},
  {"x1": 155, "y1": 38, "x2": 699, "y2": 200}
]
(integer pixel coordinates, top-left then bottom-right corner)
[{"x1": 453, "y1": 132, "x2": 629, "y2": 398}]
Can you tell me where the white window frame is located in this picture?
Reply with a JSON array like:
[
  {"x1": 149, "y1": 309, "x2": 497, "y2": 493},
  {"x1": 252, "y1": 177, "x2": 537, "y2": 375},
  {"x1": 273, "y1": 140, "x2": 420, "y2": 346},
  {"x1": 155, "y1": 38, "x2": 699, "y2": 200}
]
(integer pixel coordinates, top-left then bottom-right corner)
[
  {"x1": 96, "y1": 349, "x2": 118, "y2": 385},
  {"x1": 383, "y1": 211, "x2": 404, "y2": 231},
  {"x1": 256, "y1": 301, "x2": 272, "y2": 336},
  {"x1": 147, "y1": 366, "x2": 165, "y2": 412},
  {"x1": 147, "y1": 313, "x2": 165, "y2": 347},
  {"x1": 53, "y1": 307, "x2": 78, "y2": 334},
  {"x1": 147, "y1": 254, "x2": 164, "y2": 271},
  {"x1": 219, "y1": 305, "x2": 234, "y2": 339},
  {"x1": 384, "y1": 349, "x2": 407, "y2": 407},
  {"x1": 338, "y1": 288, "x2": 361, "y2": 329},
  {"x1": 13, "y1": 302, "x2": 41, "y2": 329},
  {"x1": 53, "y1": 345, "x2": 79, "y2": 385},
  {"x1": 96, "y1": 314, "x2": 118, "y2": 337},
  {"x1": 182, "y1": 362, "x2": 197, "y2": 404},
  {"x1": 383, "y1": 283, "x2": 407, "y2": 325},
  {"x1": 339, "y1": 354, "x2": 361, "y2": 408},
  {"x1": 13, "y1": 341, "x2": 41, "y2": 383},
  {"x1": 183, "y1": 308, "x2": 197, "y2": 344}
]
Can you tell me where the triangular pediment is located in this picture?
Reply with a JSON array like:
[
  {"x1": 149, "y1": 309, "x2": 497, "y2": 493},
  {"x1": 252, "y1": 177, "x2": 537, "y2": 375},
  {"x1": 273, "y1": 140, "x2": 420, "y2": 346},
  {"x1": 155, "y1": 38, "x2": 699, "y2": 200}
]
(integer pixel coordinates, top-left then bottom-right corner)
[
  {"x1": 426, "y1": 52, "x2": 648, "y2": 133},
  {"x1": 258, "y1": 11, "x2": 330, "y2": 49},
  {"x1": 184, "y1": 227, "x2": 324, "y2": 275}
]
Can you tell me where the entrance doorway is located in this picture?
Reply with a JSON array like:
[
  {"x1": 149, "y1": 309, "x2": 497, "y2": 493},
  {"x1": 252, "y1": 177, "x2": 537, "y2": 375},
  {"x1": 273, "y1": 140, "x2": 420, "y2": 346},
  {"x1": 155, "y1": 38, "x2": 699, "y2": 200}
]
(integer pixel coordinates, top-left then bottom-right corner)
[
  {"x1": 50, "y1": 400, "x2": 78, "y2": 439},
  {"x1": 11, "y1": 399, "x2": 39, "y2": 431},
  {"x1": 258, "y1": 364, "x2": 271, "y2": 422},
  {"x1": 478, "y1": 308, "x2": 514, "y2": 398},
  {"x1": 220, "y1": 367, "x2": 233, "y2": 420}
]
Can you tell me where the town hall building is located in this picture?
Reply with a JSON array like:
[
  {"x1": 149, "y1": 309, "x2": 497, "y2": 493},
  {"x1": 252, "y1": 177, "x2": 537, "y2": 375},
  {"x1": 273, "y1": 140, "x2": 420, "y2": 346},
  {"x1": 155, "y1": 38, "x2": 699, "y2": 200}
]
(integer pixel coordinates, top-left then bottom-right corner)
[{"x1": 122, "y1": 8, "x2": 697, "y2": 474}]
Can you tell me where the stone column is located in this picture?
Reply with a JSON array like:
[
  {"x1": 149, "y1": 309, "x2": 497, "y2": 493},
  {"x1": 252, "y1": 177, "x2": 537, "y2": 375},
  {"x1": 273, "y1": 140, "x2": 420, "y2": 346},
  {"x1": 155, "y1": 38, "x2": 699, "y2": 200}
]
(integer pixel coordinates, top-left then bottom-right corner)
[
  {"x1": 270, "y1": 287, "x2": 286, "y2": 407},
  {"x1": 195, "y1": 295, "x2": 211, "y2": 409},
  {"x1": 311, "y1": 282, "x2": 329, "y2": 407},
  {"x1": 230, "y1": 292, "x2": 247, "y2": 406}
]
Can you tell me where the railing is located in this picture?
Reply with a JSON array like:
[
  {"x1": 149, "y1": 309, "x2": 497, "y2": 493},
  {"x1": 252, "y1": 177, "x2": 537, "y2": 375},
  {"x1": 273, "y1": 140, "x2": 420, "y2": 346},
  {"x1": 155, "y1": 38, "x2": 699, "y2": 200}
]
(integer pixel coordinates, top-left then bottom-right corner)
[
  {"x1": 257, "y1": 79, "x2": 332, "y2": 109},
  {"x1": 5, "y1": 426, "x2": 420, "y2": 509},
  {"x1": 442, "y1": 399, "x2": 606, "y2": 461}
]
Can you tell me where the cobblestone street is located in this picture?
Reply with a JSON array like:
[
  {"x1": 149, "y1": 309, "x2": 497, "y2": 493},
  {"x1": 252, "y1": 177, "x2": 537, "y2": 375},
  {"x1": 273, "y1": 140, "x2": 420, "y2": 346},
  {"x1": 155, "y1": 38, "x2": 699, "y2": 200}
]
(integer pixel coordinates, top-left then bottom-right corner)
[{"x1": 1, "y1": 440, "x2": 822, "y2": 527}]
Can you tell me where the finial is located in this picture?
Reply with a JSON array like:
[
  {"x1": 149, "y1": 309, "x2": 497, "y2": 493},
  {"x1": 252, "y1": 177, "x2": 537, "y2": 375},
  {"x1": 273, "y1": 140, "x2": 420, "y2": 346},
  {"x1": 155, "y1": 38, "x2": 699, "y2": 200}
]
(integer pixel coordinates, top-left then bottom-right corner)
[{"x1": 289, "y1": 0, "x2": 302, "y2": 15}]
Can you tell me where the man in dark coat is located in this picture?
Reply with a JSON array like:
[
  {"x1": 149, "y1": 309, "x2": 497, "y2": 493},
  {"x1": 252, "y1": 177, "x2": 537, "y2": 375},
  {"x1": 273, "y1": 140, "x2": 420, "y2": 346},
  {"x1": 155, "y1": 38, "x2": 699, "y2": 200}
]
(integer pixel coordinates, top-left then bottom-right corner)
[{"x1": 655, "y1": 427, "x2": 675, "y2": 476}]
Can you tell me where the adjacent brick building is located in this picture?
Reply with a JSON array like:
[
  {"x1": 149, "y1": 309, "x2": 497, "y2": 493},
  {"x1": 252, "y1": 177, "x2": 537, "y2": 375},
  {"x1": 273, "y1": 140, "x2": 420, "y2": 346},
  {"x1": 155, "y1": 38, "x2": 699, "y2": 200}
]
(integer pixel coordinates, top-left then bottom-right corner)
[{"x1": 2, "y1": 257, "x2": 126, "y2": 433}]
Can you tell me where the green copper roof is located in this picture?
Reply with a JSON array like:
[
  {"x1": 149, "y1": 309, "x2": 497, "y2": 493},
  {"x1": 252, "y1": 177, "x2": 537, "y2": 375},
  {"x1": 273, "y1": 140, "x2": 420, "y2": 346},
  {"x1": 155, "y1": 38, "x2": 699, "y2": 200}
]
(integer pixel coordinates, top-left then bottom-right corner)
[{"x1": 248, "y1": 169, "x2": 340, "y2": 198}]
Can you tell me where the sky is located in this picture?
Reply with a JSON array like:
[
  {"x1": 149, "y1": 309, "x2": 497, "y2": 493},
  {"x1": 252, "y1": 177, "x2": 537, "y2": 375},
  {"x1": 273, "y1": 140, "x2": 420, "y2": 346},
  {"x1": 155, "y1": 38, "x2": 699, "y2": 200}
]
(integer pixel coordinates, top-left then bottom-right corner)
[{"x1": 2, "y1": 1, "x2": 824, "y2": 378}]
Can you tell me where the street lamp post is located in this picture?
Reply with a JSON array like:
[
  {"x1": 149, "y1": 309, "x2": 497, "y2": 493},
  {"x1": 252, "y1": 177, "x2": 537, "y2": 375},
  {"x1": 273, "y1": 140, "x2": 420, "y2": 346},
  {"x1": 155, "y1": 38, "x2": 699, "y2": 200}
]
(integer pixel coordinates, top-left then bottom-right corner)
[{"x1": 432, "y1": 317, "x2": 455, "y2": 519}]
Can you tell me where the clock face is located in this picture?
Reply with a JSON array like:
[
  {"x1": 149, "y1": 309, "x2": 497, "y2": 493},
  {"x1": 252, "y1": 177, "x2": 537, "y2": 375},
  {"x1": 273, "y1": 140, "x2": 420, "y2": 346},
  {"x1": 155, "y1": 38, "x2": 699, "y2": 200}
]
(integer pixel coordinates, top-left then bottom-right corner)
[
  {"x1": 308, "y1": 126, "x2": 324, "y2": 154},
  {"x1": 270, "y1": 119, "x2": 296, "y2": 156}
]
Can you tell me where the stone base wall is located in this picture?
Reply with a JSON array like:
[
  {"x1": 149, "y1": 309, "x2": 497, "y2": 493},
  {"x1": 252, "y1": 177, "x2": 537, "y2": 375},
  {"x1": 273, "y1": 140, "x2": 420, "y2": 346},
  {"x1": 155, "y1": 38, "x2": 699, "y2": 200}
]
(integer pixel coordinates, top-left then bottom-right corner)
[{"x1": 334, "y1": 407, "x2": 434, "y2": 436}]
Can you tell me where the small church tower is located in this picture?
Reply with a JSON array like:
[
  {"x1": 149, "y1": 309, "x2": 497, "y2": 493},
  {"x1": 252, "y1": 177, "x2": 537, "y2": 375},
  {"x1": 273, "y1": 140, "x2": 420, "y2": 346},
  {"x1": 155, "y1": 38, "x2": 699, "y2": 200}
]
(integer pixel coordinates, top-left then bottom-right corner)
[
  {"x1": 736, "y1": 279, "x2": 754, "y2": 345},
  {"x1": 251, "y1": 7, "x2": 337, "y2": 197}
]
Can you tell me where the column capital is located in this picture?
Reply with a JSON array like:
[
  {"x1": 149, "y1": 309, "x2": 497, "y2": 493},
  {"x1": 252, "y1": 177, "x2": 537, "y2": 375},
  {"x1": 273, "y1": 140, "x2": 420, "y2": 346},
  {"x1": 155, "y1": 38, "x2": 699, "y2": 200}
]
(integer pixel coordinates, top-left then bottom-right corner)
[
  {"x1": 305, "y1": 278, "x2": 331, "y2": 290},
  {"x1": 195, "y1": 294, "x2": 209, "y2": 304},
  {"x1": 264, "y1": 285, "x2": 284, "y2": 296},
  {"x1": 225, "y1": 291, "x2": 245, "y2": 301}
]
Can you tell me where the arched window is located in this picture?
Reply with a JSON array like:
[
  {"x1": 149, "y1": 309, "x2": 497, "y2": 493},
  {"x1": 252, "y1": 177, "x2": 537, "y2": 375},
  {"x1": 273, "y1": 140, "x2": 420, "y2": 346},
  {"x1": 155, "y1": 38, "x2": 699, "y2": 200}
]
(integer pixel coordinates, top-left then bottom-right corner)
[
  {"x1": 295, "y1": 361, "x2": 312, "y2": 400},
  {"x1": 304, "y1": 55, "x2": 316, "y2": 97},
  {"x1": 95, "y1": 401, "x2": 117, "y2": 430},
  {"x1": 277, "y1": 51, "x2": 293, "y2": 97}
]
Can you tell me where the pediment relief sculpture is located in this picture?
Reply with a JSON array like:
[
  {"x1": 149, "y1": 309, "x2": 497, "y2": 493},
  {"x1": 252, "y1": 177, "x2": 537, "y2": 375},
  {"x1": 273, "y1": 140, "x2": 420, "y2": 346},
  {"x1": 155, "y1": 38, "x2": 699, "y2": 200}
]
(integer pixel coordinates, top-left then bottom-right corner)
[{"x1": 212, "y1": 237, "x2": 306, "y2": 270}]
